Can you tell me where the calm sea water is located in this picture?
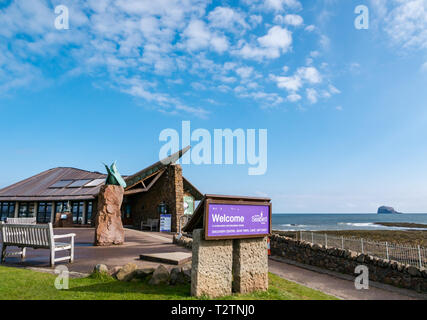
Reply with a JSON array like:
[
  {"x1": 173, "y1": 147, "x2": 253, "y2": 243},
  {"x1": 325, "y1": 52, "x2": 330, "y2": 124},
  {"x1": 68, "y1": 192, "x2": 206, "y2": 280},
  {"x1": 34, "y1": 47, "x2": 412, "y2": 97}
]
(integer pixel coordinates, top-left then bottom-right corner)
[{"x1": 272, "y1": 214, "x2": 427, "y2": 231}]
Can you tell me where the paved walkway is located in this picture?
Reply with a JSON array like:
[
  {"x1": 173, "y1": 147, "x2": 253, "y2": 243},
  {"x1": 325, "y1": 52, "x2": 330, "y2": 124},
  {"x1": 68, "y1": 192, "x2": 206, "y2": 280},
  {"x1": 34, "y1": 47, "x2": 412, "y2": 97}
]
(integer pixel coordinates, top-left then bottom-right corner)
[{"x1": 269, "y1": 256, "x2": 426, "y2": 300}]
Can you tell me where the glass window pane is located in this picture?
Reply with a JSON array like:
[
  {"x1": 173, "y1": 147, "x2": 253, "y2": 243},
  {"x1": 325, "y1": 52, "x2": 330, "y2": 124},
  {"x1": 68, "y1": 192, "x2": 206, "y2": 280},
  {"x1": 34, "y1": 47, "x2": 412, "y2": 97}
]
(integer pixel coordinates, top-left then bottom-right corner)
[
  {"x1": 68, "y1": 180, "x2": 92, "y2": 188},
  {"x1": 84, "y1": 179, "x2": 105, "y2": 187},
  {"x1": 50, "y1": 180, "x2": 74, "y2": 188},
  {"x1": 8, "y1": 203, "x2": 15, "y2": 217},
  {"x1": 19, "y1": 203, "x2": 28, "y2": 217}
]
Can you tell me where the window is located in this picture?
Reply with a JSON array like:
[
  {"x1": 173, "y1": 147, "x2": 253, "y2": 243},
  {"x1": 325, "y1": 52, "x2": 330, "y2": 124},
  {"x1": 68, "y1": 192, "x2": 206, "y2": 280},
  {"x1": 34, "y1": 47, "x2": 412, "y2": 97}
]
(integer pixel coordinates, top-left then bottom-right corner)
[
  {"x1": 67, "y1": 180, "x2": 91, "y2": 188},
  {"x1": 86, "y1": 201, "x2": 93, "y2": 225},
  {"x1": 18, "y1": 202, "x2": 35, "y2": 218},
  {"x1": 72, "y1": 201, "x2": 84, "y2": 224},
  {"x1": 50, "y1": 180, "x2": 74, "y2": 188},
  {"x1": 37, "y1": 202, "x2": 52, "y2": 223},
  {"x1": 0, "y1": 202, "x2": 15, "y2": 221}
]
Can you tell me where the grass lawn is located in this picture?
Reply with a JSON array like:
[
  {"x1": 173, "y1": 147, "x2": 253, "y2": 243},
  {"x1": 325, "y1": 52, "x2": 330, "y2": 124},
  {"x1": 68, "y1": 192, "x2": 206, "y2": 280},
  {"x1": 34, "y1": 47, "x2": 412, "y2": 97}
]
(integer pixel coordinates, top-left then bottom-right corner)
[{"x1": 0, "y1": 266, "x2": 337, "y2": 300}]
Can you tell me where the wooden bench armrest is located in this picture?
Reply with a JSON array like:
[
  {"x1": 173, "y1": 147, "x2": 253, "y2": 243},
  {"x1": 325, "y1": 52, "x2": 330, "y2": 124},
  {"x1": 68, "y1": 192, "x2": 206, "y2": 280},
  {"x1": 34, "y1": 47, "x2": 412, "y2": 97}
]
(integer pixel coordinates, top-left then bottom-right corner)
[{"x1": 53, "y1": 233, "x2": 76, "y2": 240}]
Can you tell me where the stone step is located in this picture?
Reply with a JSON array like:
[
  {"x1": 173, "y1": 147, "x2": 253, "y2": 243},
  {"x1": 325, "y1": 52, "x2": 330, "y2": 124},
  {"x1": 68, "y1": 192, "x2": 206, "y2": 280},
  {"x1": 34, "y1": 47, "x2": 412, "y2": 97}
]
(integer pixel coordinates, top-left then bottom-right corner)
[{"x1": 139, "y1": 252, "x2": 192, "y2": 265}]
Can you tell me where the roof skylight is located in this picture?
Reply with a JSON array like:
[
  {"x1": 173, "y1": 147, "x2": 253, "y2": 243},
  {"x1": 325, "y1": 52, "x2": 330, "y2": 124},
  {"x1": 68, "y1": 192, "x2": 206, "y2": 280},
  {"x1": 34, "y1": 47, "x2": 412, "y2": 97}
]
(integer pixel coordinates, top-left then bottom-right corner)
[
  {"x1": 67, "y1": 179, "x2": 92, "y2": 188},
  {"x1": 49, "y1": 180, "x2": 74, "y2": 188},
  {"x1": 83, "y1": 178, "x2": 105, "y2": 188}
]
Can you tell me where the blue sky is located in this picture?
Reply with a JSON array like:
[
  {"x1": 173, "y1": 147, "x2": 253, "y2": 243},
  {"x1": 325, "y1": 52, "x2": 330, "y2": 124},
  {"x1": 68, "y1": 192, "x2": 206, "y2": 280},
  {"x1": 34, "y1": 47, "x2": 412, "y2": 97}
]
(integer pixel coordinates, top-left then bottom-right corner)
[{"x1": 1, "y1": 0, "x2": 427, "y2": 213}]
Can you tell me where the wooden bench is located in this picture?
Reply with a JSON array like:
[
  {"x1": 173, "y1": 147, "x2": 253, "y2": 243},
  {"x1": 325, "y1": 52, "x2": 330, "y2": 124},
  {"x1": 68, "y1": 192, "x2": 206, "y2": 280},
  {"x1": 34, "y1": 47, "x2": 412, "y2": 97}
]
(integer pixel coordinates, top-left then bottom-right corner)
[
  {"x1": 6, "y1": 217, "x2": 37, "y2": 225},
  {"x1": 0, "y1": 222, "x2": 75, "y2": 267}
]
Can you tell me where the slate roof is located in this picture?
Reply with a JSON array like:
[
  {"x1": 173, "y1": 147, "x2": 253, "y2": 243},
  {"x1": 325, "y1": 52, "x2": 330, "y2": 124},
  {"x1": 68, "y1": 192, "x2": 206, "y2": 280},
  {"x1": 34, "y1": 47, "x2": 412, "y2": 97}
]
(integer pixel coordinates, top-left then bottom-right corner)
[
  {"x1": 0, "y1": 167, "x2": 106, "y2": 201},
  {"x1": 0, "y1": 146, "x2": 203, "y2": 202}
]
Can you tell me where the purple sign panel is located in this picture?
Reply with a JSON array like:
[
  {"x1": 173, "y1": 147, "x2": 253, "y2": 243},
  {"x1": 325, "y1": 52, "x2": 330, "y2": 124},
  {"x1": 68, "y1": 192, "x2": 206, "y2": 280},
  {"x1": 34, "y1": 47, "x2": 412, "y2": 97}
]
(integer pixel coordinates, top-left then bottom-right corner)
[{"x1": 206, "y1": 203, "x2": 270, "y2": 239}]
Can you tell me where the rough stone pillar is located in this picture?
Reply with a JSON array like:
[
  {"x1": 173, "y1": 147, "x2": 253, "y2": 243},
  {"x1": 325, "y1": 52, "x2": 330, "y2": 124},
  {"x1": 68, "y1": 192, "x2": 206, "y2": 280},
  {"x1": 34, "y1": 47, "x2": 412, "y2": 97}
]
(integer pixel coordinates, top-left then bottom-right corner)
[
  {"x1": 14, "y1": 202, "x2": 19, "y2": 218},
  {"x1": 191, "y1": 229, "x2": 233, "y2": 297},
  {"x1": 167, "y1": 164, "x2": 184, "y2": 233},
  {"x1": 94, "y1": 185, "x2": 125, "y2": 246},
  {"x1": 232, "y1": 237, "x2": 269, "y2": 294}
]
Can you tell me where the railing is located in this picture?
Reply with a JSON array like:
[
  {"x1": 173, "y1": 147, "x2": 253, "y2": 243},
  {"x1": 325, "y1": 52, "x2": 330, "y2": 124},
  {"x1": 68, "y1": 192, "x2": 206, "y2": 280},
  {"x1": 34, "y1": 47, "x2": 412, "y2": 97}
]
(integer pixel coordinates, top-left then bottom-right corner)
[
  {"x1": 298, "y1": 231, "x2": 427, "y2": 269},
  {"x1": 178, "y1": 214, "x2": 193, "y2": 236}
]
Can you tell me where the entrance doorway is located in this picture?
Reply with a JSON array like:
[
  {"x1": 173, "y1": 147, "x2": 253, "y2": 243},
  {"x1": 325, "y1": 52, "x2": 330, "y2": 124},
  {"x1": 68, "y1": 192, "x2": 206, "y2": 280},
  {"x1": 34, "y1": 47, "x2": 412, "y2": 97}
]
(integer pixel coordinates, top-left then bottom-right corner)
[
  {"x1": 71, "y1": 201, "x2": 84, "y2": 224},
  {"x1": 122, "y1": 203, "x2": 133, "y2": 226}
]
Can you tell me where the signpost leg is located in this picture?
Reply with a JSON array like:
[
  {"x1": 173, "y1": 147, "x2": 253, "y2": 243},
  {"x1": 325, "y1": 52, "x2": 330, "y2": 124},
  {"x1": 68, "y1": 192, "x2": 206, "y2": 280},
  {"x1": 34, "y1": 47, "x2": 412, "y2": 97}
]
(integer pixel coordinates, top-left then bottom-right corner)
[
  {"x1": 232, "y1": 237, "x2": 269, "y2": 294},
  {"x1": 191, "y1": 229, "x2": 233, "y2": 297}
]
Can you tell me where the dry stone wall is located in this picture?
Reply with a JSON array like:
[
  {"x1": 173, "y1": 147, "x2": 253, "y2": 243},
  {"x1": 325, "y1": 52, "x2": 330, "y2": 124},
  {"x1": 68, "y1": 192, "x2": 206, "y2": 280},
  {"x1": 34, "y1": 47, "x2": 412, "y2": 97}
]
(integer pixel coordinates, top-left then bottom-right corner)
[{"x1": 271, "y1": 234, "x2": 427, "y2": 293}]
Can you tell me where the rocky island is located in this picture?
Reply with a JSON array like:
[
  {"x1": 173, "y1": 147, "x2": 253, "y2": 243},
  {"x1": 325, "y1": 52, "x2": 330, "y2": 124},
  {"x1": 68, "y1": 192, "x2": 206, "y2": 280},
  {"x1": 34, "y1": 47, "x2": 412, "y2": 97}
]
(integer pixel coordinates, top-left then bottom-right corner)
[{"x1": 377, "y1": 206, "x2": 402, "y2": 214}]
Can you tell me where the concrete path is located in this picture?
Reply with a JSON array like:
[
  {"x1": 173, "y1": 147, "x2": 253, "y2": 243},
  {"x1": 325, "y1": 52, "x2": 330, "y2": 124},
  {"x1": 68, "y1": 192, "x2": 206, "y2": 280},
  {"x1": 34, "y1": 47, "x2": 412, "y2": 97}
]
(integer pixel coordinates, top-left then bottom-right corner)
[
  {"x1": 269, "y1": 256, "x2": 426, "y2": 300},
  {"x1": 1, "y1": 228, "x2": 190, "y2": 274}
]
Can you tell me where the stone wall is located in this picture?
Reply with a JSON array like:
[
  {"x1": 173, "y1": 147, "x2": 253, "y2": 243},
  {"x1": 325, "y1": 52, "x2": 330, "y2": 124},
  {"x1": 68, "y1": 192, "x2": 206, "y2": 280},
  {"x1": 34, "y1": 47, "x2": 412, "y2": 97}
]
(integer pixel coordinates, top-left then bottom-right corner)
[
  {"x1": 173, "y1": 234, "x2": 193, "y2": 249},
  {"x1": 128, "y1": 164, "x2": 184, "y2": 232},
  {"x1": 271, "y1": 234, "x2": 427, "y2": 293}
]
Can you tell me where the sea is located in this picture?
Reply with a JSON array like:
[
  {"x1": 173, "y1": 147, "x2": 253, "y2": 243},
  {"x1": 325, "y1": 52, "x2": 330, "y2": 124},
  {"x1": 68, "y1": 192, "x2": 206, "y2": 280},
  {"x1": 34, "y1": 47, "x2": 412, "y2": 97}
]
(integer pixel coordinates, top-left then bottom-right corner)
[{"x1": 272, "y1": 214, "x2": 427, "y2": 231}]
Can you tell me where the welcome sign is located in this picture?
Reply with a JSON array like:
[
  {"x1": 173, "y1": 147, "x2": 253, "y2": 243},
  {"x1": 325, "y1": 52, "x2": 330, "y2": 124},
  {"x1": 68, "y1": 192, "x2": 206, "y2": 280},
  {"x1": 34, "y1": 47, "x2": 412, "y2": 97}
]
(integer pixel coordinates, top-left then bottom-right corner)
[{"x1": 205, "y1": 202, "x2": 271, "y2": 240}]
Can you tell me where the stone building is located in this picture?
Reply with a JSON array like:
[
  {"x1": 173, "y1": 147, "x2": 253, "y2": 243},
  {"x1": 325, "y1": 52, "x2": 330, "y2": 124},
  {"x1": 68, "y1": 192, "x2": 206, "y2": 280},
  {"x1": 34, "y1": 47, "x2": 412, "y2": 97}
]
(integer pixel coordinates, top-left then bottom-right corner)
[{"x1": 0, "y1": 147, "x2": 202, "y2": 232}]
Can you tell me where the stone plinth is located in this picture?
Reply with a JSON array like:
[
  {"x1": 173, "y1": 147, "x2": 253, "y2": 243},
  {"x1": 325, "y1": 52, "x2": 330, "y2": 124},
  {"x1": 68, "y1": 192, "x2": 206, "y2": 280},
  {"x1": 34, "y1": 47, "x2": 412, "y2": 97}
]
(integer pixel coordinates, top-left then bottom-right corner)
[
  {"x1": 233, "y1": 237, "x2": 269, "y2": 294},
  {"x1": 191, "y1": 229, "x2": 233, "y2": 297},
  {"x1": 94, "y1": 184, "x2": 125, "y2": 246}
]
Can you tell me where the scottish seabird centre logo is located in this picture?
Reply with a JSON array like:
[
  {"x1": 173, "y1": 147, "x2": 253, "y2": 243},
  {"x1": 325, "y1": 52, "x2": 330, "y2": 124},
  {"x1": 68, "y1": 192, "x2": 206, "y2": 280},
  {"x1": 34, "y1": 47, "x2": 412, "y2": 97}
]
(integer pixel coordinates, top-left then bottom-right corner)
[{"x1": 251, "y1": 212, "x2": 268, "y2": 224}]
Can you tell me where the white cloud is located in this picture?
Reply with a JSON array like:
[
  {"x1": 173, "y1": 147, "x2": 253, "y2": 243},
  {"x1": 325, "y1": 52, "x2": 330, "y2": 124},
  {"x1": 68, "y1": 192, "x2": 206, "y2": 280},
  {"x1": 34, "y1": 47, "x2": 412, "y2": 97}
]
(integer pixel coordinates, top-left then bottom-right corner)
[
  {"x1": 271, "y1": 74, "x2": 302, "y2": 92},
  {"x1": 235, "y1": 26, "x2": 292, "y2": 60},
  {"x1": 296, "y1": 66, "x2": 322, "y2": 84},
  {"x1": 306, "y1": 88, "x2": 318, "y2": 104},
  {"x1": 270, "y1": 65, "x2": 335, "y2": 105},
  {"x1": 0, "y1": 0, "x2": 339, "y2": 114},
  {"x1": 211, "y1": 36, "x2": 229, "y2": 53},
  {"x1": 287, "y1": 93, "x2": 301, "y2": 102},
  {"x1": 283, "y1": 14, "x2": 304, "y2": 26},
  {"x1": 191, "y1": 82, "x2": 207, "y2": 90},
  {"x1": 319, "y1": 34, "x2": 331, "y2": 50},
  {"x1": 208, "y1": 7, "x2": 249, "y2": 31},
  {"x1": 264, "y1": 0, "x2": 302, "y2": 11},
  {"x1": 219, "y1": 76, "x2": 237, "y2": 83},
  {"x1": 249, "y1": 15, "x2": 263, "y2": 27},
  {"x1": 223, "y1": 62, "x2": 237, "y2": 71},
  {"x1": 236, "y1": 66, "x2": 254, "y2": 78},
  {"x1": 258, "y1": 26, "x2": 292, "y2": 51},
  {"x1": 181, "y1": 19, "x2": 229, "y2": 53},
  {"x1": 383, "y1": 0, "x2": 427, "y2": 50},
  {"x1": 237, "y1": 89, "x2": 284, "y2": 106},
  {"x1": 174, "y1": 104, "x2": 210, "y2": 119},
  {"x1": 328, "y1": 84, "x2": 341, "y2": 95},
  {"x1": 305, "y1": 25, "x2": 316, "y2": 32}
]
